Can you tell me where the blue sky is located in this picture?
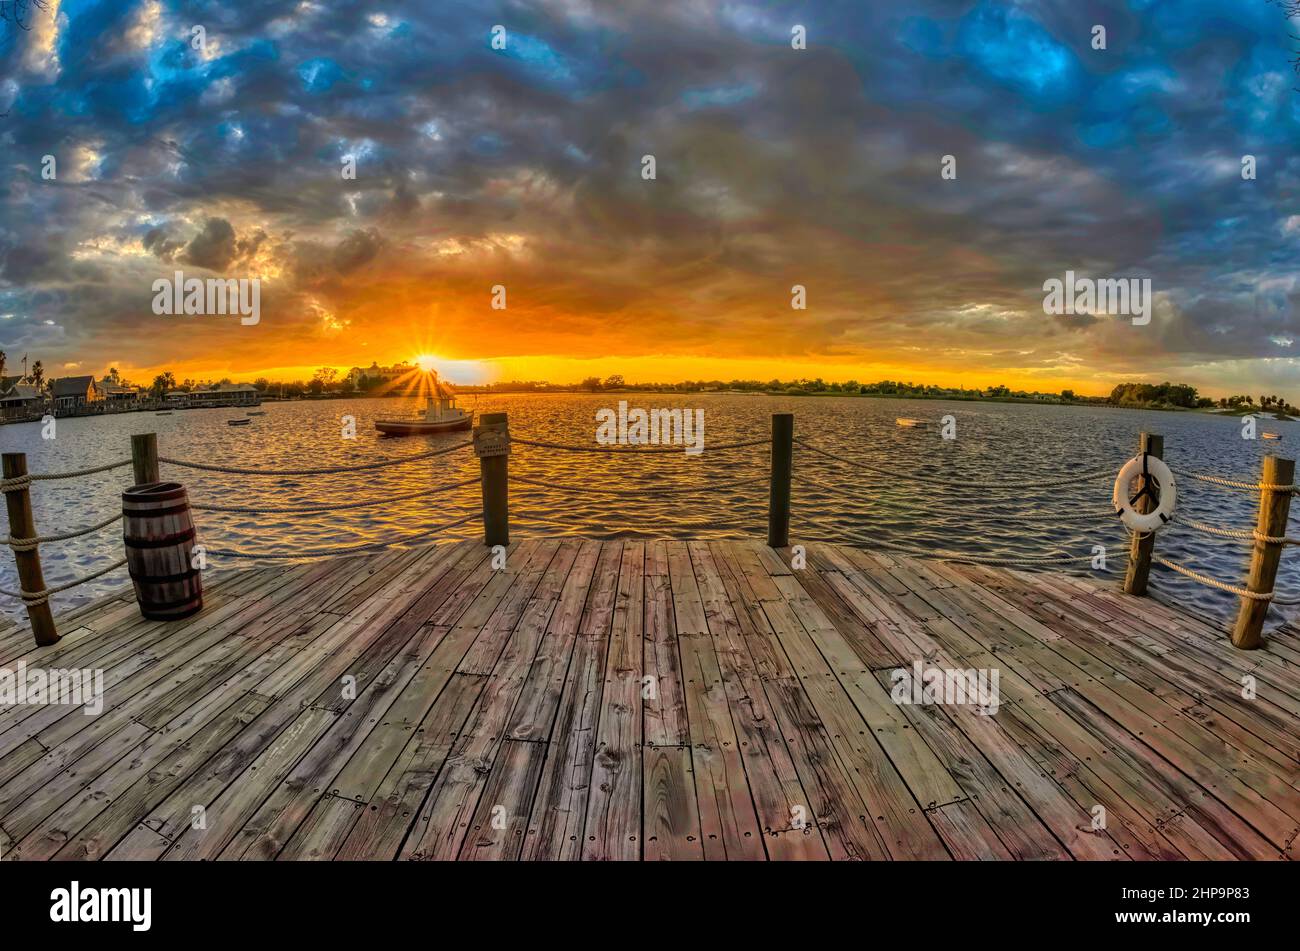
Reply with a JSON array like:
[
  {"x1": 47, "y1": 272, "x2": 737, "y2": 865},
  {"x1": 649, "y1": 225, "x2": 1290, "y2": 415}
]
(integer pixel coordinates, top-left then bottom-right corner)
[{"x1": 0, "y1": 0, "x2": 1297, "y2": 393}]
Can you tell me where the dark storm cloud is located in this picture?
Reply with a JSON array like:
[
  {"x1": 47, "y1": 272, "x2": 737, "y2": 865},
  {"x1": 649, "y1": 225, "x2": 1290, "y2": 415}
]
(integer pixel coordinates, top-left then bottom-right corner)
[{"x1": 0, "y1": 0, "x2": 1297, "y2": 390}]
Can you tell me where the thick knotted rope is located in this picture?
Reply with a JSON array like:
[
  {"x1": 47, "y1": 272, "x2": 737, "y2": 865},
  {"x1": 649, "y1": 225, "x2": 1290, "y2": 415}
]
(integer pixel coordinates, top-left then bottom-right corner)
[
  {"x1": 0, "y1": 458, "x2": 132, "y2": 493},
  {"x1": 797, "y1": 475, "x2": 1113, "y2": 522},
  {"x1": 799, "y1": 515, "x2": 1108, "y2": 566},
  {"x1": 160, "y1": 440, "x2": 472, "y2": 476},
  {"x1": 205, "y1": 512, "x2": 478, "y2": 559},
  {"x1": 1152, "y1": 555, "x2": 1273, "y2": 601},
  {"x1": 795, "y1": 438, "x2": 1115, "y2": 490},
  {"x1": 3, "y1": 512, "x2": 124, "y2": 551},
  {"x1": 512, "y1": 473, "x2": 768, "y2": 498},
  {"x1": 510, "y1": 436, "x2": 769, "y2": 454},
  {"x1": 0, "y1": 557, "x2": 129, "y2": 606},
  {"x1": 191, "y1": 478, "x2": 478, "y2": 515},
  {"x1": 1170, "y1": 514, "x2": 1299, "y2": 546},
  {"x1": 1185, "y1": 472, "x2": 1300, "y2": 493}
]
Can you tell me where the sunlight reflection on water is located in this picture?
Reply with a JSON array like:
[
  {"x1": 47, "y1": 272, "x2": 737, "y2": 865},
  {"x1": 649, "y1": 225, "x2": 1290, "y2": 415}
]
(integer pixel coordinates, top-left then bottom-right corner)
[{"x1": 2, "y1": 393, "x2": 1295, "y2": 628}]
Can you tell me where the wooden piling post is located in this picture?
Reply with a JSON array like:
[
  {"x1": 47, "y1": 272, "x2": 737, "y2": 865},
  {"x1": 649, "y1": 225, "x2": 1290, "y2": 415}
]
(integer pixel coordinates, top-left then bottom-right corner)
[
  {"x1": 1230, "y1": 454, "x2": 1295, "y2": 650},
  {"x1": 1123, "y1": 432, "x2": 1163, "y2": 596},
  {"x1": 131, "y1": 432, "x2": 160, "y2": 486},
  {"x1": 475, "y1": 412, "x2": 510, "y2": 548},
  {"x1": 2, "y1": 453, "x2": 58, "y2": 646},
  {"x1": 768, "y1": 413, "x2": 794, "y2": 548}
]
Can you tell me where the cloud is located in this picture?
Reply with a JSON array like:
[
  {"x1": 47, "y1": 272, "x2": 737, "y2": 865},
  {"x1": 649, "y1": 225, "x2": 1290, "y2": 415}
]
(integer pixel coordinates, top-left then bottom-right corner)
[{"x1": 0, "y1": 0, "x2": 1295, "y2": 395}]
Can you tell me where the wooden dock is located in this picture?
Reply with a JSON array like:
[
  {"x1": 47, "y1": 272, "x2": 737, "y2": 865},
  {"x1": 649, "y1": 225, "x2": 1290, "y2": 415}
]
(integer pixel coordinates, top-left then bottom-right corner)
[{"x1": 0, "y1": 536, "x2": 1297, "y2": 861}]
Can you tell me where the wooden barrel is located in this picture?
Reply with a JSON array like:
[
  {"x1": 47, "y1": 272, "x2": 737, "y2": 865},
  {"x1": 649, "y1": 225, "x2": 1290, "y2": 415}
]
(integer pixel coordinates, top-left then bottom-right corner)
[{"x1": 122, "y1": 481, "x2": 203, "y2": 620}]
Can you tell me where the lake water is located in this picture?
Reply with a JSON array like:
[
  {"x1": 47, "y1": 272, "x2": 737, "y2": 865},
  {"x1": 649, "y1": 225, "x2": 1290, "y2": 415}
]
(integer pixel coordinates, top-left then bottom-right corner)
[{"x1": 2, "y1": 394, "x2": 1296, "y2": 628}]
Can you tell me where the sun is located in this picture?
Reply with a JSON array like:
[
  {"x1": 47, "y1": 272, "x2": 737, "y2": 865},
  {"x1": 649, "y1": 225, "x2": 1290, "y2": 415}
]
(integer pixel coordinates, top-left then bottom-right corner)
[{"x1": 413, "y1": 354, "x2": 440, "y2": 373}]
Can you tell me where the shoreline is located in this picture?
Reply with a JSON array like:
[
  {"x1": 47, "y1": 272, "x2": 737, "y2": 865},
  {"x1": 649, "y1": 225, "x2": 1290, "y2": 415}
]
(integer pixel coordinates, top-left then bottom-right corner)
[{"x1": 4, "y1": 389, "x2": 1293, "y2": 425}]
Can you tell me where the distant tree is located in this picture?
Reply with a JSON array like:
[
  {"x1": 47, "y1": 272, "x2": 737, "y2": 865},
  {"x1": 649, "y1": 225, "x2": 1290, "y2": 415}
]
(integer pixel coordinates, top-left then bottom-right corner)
[
  {"x1": 30, "y1": 359, "x2": 43, "y2": 390},
  {"x1": 253, "y1": 377, "x2": 270, "y2": 391},
  {"x1": 580, "y1": 376, "x2": 602, "y2": 392},
  {"x1": 603, "y1": 374, "x2": 625, "y2": 389},
  {"x1": 1060, "y1": 389, "x2": 1075, "y2": 401},
  {"x1": 151, "y1": 372, "x2": 176, "y2": 396}
]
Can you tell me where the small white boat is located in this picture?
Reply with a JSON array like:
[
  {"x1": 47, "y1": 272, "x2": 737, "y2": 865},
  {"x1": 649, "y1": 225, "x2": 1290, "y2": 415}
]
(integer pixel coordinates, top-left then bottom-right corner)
[
  {"x1": 896, "y1": 417, "x2": 929, "y2": 428},
  {"x1": 375, "y1": 373, "x2": 472, "y2": 437},
  {"x1": 227, "y1": 418, "x2": 251, "y2": 427}
]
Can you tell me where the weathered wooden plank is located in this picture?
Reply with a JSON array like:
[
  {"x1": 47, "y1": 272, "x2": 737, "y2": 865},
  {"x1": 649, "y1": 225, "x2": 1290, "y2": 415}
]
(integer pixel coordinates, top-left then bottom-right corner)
[
  {"x1": 335, "y1": 671, "x2": 488, "y2": 860},
  {"x1": 583, "y1": 540, "x2": 644, "y2": 861},
  {"x1": 691, "y1": 542, "x2": 829, "y2": 859},
  {"x1": 643, "y1": 746, "x2": 702, "y2": 861},
  {"x1": 459, "y1": 739, "x2": 547, "y2": 860},
  {"x1": 926, "y1": 800, "x2": 1013, "y2": 861},
  {"x1": 40, "y1": 694, "x2": 270, "y2": 861},
  {"x1": 644, "y1": 540, "x2": 688, "y2": 746},
  {"x1": 507, "y1": 540, "x2": 605, "y2": 741}
]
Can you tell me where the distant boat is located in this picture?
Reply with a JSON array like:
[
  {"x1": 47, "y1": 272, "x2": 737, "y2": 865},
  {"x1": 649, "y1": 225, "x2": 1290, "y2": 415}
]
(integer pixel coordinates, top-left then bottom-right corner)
[
  {"x1": 227, "y1": 418, "x2": 251, "y2": 427},
  {"x1": 896, "y1": 417, "x2": 929, "y2": 428},
  {"x1": 156, "y1": 411, "x2": 173, "y2": 416},
  {"x1": 376, "y1": 373, "x2": 472, "y2": 436},
  {"x1": 1262, "y1": 432, "x2": 1282, "y2": 440},
  {"x1": 246, "y1": 410, "x2": 266, "y2": 416}
]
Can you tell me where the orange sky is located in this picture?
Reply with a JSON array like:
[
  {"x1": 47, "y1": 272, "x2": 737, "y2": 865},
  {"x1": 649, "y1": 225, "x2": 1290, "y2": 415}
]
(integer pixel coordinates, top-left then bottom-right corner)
[{"x1": 102, "y1": 352, "x2": 1121, "y2": 396}]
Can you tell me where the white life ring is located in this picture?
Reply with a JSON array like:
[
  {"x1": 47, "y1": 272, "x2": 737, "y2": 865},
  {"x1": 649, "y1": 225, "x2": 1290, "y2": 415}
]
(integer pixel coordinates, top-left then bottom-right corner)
[{"x1": 1113, "y1": 454, "x2": 1177, "y2": 533}]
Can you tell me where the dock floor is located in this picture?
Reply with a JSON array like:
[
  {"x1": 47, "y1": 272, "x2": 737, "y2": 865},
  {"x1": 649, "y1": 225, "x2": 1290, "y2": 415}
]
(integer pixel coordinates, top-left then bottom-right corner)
[{"x1": 1, "y1": 537, "x2": 1297, "y2": 860}]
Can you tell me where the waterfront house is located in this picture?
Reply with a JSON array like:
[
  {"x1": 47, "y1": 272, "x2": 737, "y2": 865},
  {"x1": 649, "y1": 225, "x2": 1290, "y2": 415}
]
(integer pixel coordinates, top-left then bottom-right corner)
[
  {"x1": 346, "y1": 362, "x2": 416, "y2": 389},
  {"x1": 51, "y1": 376, "x2": 101, "y2": 411},
  {"x1": 0, "y1": 382, "x2": 43, "y2": 420},
  {"x1": 96, "y1": 377, "x2": 145, "y2": 402},
  {"x1": 178, "y1": 382, "x2": 260, "y2": 407}
]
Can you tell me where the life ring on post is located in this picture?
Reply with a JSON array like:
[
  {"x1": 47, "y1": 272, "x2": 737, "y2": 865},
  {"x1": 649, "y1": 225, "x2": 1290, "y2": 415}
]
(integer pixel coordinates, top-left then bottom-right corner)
[{"x1": 1113, "y1": 453, "x2": 1177, "y2": 533}]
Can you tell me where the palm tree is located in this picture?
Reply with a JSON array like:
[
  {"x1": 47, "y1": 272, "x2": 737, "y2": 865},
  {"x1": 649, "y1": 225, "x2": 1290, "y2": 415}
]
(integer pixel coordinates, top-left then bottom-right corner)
[
  {"x1": 0, "y1": 350, "x2": 6, "y2": 379},
  {"x1": 30, "y1": 360, "x2": 43, "y2": 390},
  {"x1": 151, "y1": 371, "x2": 175, "y2": 396}
]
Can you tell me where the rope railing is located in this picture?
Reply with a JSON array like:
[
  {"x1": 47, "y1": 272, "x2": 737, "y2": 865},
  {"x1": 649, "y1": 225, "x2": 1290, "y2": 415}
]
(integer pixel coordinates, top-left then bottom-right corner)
[
  {"x1": 0, "y1": 557, "x2": 129, "y2": 607},
  {"x1": 0, "y1": 433, "x2": 483, "y2": 636},
  {"x1": 3, "y1": 414, "x2": 1297, "y2": 655},
  {"x1": 1169, "y1": 514, "x2": 1300, "y2": 546},
  {"x1": 794, "y1": 437, "x2": 1115, "y2": 490},
  {"x1": 799, "y1": 515, "x2": 1115, "y2": 567},
  {"x1": 512, "y1": 473, "x2": 768, "y2": 499},
  {"x1": 797, "y1": 474, "x2": 1114, "y2": 523},
  {"x1": 1185, "y1": 471, "x2": 1300, "y2": 493},
  {"x1": 1152, "y1": 555, "x2": 1273, "y2": 601},
  {"x1": 190, "y1": 477, "x2": 479, "y2": 515},
  {"x1": 206, "y1": 512, "x2": 479, "y2": 559},
  {"x1": 159, "y1": 439, "x2": 472, "y2": 476},
  {"x1": 509, "y1": 435, "x2": 770, "y2": 454},
  {"x1": 3, "y1": 511, "x2": 123, "y2": 551},
  {"x1": 0, "y1": 458, "x2": 133, "y2": 494}
]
